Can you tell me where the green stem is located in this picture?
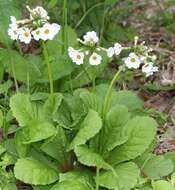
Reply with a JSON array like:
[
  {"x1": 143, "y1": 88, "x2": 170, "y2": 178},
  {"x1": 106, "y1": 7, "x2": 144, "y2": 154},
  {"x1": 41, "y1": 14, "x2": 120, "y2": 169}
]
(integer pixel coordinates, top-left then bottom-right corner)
[
  {"x1": 92, "y1": 76, "x2": 96, "y2": 92},
  {"x1": 102, "y1": 67, "x2": 123, "y2": 118},
  {"x1": 74, "y1": 2, "x2": 104, "y2": 29},
  {"x1": 9, "y1": 52, "x2": 18, "y2": 93},
  {"x1": 62, "y1": 0, "x2": 68, "y2": 54},
  {"x1": 99, "y1": 1, "x2": 108, "y2": 44},
  {"x1": 96, "y1": 167, "x2": 100, "y2": 190},
  {"x1": 42, "y1": 42, "x2": 54, "y2": 98}
]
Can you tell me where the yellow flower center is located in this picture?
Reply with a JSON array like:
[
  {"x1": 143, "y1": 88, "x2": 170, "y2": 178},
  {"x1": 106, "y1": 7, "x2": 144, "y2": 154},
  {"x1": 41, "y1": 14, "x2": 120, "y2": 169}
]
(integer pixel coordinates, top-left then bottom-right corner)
[
  {"x1": 92, "y1": 56, "x2": 97, "y2": 61},
  {"x1": 131, "y1": 58, "x2": 136, "y2": 63},
  {"x1": 36, "y1": 31, "x2": 40, "y2": 35},
  {"x1": 24, "y1": 32, "x2": 29, "y2": 37},
  {"x1": 44, "y1": 29, "x2": 50, "y2": 35},
  {"x1": 77, "y1": 55, "x2": 81, "y2": 60}
]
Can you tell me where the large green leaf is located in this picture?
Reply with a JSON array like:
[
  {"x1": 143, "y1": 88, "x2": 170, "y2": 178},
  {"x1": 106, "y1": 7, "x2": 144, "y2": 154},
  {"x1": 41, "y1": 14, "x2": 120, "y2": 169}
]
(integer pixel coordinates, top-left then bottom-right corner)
[
  {"x1": 50, "y1": 180, "x2": 91, "y2": 190},
  {"x1": 74, "y1": 145, "x2": 109, "y2": 169},
  {"x1": 104, "y1": 105, "x2": 130, "y2": 151},
  {"x1": 152, "y1": 180, "x2": 175, "y2": 190},
  {"x1": 112, "y1": 90, "x2": 144, "y2": 111},
  {"x1": 40, "y1": 126, "x2": 69, "y2": 164},
  {"x1": 21, "y1": 121, "x2": 56, "y2": 144},
  {"x1": 0, "y1": 50, "x2": 43, "y2": 84},
  {"x1": 97, "y1": 162, "x2": 139, "y2": 190},
  {"x1": 10, "y1": 93, "x2": 34, "y2": 126},
  {"x1": 14, "y1": 158, "x2": 59, "y2": 185},
  {"x1": 108, "y1": 116, "x2": 157, "y2": 165},
  {"x1": 59, "y1": 170, "x2": 94, "y2": 189},
  {"x1": 142, "y1": 154, "x2": 174, "y2": 179},
  {"x1": 68, "y1": 110, "x2": 102, "y2": 150}
]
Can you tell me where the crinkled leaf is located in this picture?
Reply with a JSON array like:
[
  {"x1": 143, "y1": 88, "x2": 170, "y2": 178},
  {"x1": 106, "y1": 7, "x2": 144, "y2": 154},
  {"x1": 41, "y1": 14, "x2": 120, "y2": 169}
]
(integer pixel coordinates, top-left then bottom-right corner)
[
  {"x1": 142, "y1": 154, "x2": 174, "y2": 179},
  {"x1": 59, "y1": 170, "x2": 94, "y2": 189},
  {"x1": 97, "y1": 162, "x2": 139, "y2": 190},
  {"x1": 15, "y1": 129, "x2": 29, "y2": 158},
  {"x1": 68, "y1": 110, "x2": 102, "y2": 150},
  {"x1": 108, "y1": 116, "x2": 157, "y2": 165},
  {"x1": 74, "y1": 145, "x2": 109, "y2": 169},
  {"x1": 112, "y1": 90, "x2": 144, "y2": 111},
  {"x1": 41, "y1": 126, "x2": 69, "y2": 164},
  {"x1": 152, "y1": 180, "x2": 175, "y2": 190},
  {"x1": 79, "y1": 91, "x2": 102, "y2": 114},
  {"x1": 22, "y1": 121, "x2": 56, "y2": 144},
  {"x1": 50, "y1": 180, "x2": 91, "y2": 190},
  {"x1": 14, "y1": 158, "x2": 59, "y2": 185},
  {"x1": 43, "y1": 93, "x2": 63, "y2": 120},
  {"x1": 10, "y1": 93, "x2": 34, "y2": 126},
  {"x1": 104, "y1": 105, "x2": 130, "y2": 151}
]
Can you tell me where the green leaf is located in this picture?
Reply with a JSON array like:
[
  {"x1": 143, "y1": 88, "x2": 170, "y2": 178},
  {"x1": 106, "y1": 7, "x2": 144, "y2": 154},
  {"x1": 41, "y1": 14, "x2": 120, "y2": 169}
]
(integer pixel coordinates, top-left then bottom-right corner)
[
  {"x1": 10, "y1": 93, "x2": 34, "y2": 126},
  {"x1": 43, "y1": 93, "x2": 63, "y2": 120},
  {"x1": 59, "y1": 170, "x2": 94, "y2": 189},
  {"x1": 108, "y1": 116, "x2": 157, "y2": 165},
  {"x1": 97, "y1": 162, "x2": 139, "y2": 190},
  {"x1": 79, "y1": 91, "x2": 102, "y2": 114},
  {"x1": 142, "y1": 154, "x2": 174, "y2": 179},
  {"x1": 74, "y1": 145, "x2": 109, "y2": 169},
  {"x1": 22, "y1": 121, "x2": 56, "y2": 144},
  {"x1": 68, "y1": 110, "x2": 102, "y2": 150},
  {"x1": 40, "y1": 126, "x2": 69, "y2": 164},
  {"x1": 152, "y1": 180, "x2": 175, "y2": 190},
  {"x1": 0, "y1": 80, "x2": 13, "y2": 94},
  {"x1": 50, "y1": 180, "x2": 91, "y2": 190},
  {"x1": 14, "y1": 158, "x2": 59, "y2": 185},
  {"x1": 104, "y1": 105, "x2": 130, "y2": 151},
  {"x1": 15, "y1": 129, "x2": 29, "y2": 158},
  {"x1": 112, "y1": 91, "x2": 144, "y2": 111}
]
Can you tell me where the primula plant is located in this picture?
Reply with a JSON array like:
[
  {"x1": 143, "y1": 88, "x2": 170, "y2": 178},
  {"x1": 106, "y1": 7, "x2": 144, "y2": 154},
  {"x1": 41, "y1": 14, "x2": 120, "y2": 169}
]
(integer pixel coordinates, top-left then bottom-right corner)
[{"x1": 0, "y1": 1, "x2": 175, "y2": 190}]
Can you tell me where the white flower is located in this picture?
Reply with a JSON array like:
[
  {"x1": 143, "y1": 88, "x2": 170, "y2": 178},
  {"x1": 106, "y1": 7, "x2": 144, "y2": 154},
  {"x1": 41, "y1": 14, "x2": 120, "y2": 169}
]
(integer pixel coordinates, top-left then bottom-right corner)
[
  {"x1": 83, "y1": 31, "x2": 99, "y2": 46},
  {"x1": 8, "y1": 16, "x2": 20, "y2": 40},
  {"x1": 29, "y1": 6, "x2": 49, "y2": 21},
  {"x1": 107, "y1": 47, "x2": 115, "y2": 58},
  {"x1": 8, "y1": 26, "x2": 19, "y2": 40},
  {"x1": 142, "y1": 62, "x2": 158, "y2": 77},
  {"x1": 9, "y1": 16, "x2": 18, "y2": 28},
  {"x1": 18, "y1": 27, "x2": 32, "y2": 44},
  {"x1": 68, "y1": 47, "x2": 84, "y2": 65},
  {"x1": 89, "y1": 53, "x2": 102, "y2": 66},
  {"x1": 114, "y1": 43, "x2": 122, "y2": 55},
  {"x1": 124, "y1": 52, "x2": 141, "y2": 69},
  {"x1": 40, "y1": 23, "x2": 61, "y2": 41},
  {"x1": 31, "y1": 28, "x2": 41, "y2": 41}
]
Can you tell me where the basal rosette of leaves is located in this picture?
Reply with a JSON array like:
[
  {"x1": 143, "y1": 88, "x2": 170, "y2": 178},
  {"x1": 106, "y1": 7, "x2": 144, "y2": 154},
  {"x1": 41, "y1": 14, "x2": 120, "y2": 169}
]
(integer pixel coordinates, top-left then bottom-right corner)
[
  {"x1": 0, "y1": 85, "x2": 167, "y2": 190},
  {"x1": 0, "y1": 1, "x2": 174, "y2": 190}
]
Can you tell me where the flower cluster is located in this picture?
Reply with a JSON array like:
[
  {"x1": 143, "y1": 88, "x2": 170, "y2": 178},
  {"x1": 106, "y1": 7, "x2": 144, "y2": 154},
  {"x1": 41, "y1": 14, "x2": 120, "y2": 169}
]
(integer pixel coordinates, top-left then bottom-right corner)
[
  {"x1": 68, "y1": 31, "x2": 104, "y2": 66},
  {"x1": 107, "y1": 36, "x2": 158, "y2": 77},
  {"x1": 8, "y1": 6, "x2": 61, "y2": 44}
]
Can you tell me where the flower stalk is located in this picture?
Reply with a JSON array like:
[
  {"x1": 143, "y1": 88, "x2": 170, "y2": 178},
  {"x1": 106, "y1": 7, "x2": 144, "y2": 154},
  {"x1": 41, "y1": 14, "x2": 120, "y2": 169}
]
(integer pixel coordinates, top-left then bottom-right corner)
[
  {"x1": 42, "y1": 41, "x2": 54, "y2": 99},
  {"x1": 102, "y1": 66, "x2": 123, "y2": 118}
]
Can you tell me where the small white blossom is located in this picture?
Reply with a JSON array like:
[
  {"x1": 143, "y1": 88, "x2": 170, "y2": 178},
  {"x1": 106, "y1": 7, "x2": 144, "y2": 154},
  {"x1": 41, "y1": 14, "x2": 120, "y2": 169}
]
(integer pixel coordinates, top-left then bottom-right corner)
[
  {"x1": 31, "y1": 28, "x2": 41, "y2": 41},
  {"x1": 8, "y1": 26, "x2": 19, "y2": 41},
  {"x1": 40, "y1": 23, "x2": 61, "y2": 41},
  {"x1": 142, "y1": 62, "x2": 158, "y2": 77},
  {"x1": 114, "y1": 43, "x2": 122, "y2": 55},
  {"x1": 107, "y1": 47, "x2": 115, "y2": 58},
  {"x1": 28, "y1": 6, "x2": 49, "y2": 21},
  {"x1": 68, "y1": 47, "x2": 84, "y2": 65},
  {"x1": 89, "y1": 53, "x2": 102, "y2": 66},
  {"x1": 124, "y1": 53, "x2": 141, "y2": 69},
  {"x1": 83, "y1": 31, "x2": 99, "y2": 46},
  {"x1": 9, "y1": 16, "x2": 18, "y2": 28},
  {"x1": 18, "y1": 27, "x2": 32, "y2": 44}
]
